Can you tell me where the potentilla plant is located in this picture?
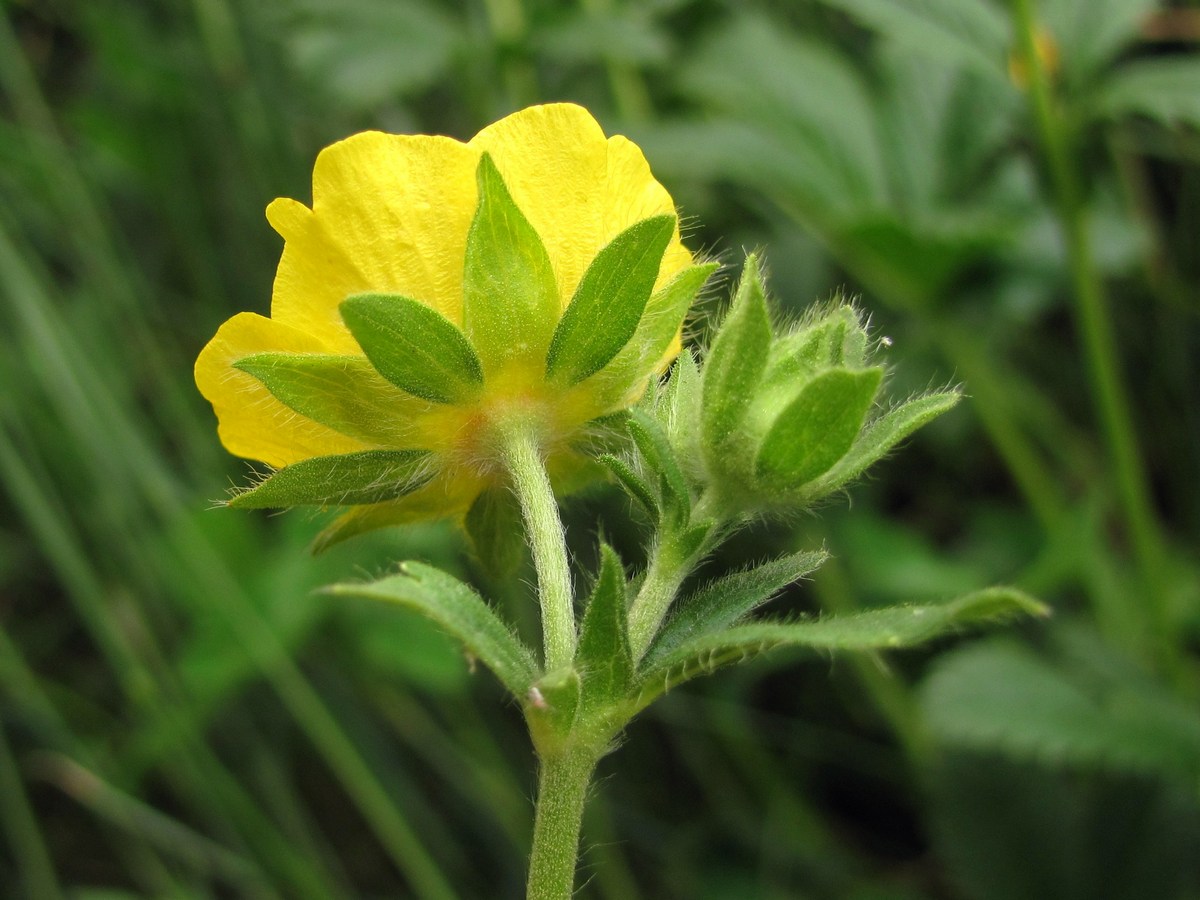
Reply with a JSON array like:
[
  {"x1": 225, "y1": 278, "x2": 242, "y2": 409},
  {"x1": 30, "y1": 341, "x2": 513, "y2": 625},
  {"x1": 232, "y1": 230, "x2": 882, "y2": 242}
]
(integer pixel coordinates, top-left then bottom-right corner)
[{"x1": 196, "y1": 103, "x2": 1044, "y2": 899}]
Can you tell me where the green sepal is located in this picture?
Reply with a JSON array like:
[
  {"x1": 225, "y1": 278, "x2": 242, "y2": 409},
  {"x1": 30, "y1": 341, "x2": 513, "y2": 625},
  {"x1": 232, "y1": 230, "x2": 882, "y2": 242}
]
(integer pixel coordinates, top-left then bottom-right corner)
[
  {"x1": 234, "y1": 353, "x2": 428, "y2": 445},
  {"x1": 755, "y1": 367, "x2": 883, "y2": 490},
  {"x1": 645, "y1": 549, "x2": 828, "y2": 666},
  {"x1": 763, "y1": 304, "x2": 868, "y2": 390},
  {"x1": 661, "y1": 350, "x2": 703, "y2": 479},
  {"x1": 311, "y1": 498, "x2": 420, "y2": 554},
  {"x1": 325, "y1": 561, "x2": 539, "y2": 700},
  {"x1": 598, "y1": 453, "x2": 659, "y2": 520},
  {"x1": 577, "y1": 545, "x2": 633, "y2": 708},
  {"x1": 627, "y1": 409, "x2": 690, "y2": 523},
  {"x1": 635, "y1": 587, "x2": 1047, "y2": 708},
  {"x1": 464, "y1": 485, "x2": 527, "y2": 585},
  {"x1": 525, "y1": 667, "x2": 582, "y2": 752},
  {"x1": 805, "y1": 389, "x2": 961, "y2": 498},
  {"x1": 339, "y1": 293, "x2": 483, "y2": 404},
  {"x1": 462, "y1": 153, "x2": 560, "y2": 373},
  {"x1": 546, "y1": 215, "x2": 675, "y2": 385},
  {"x1": 229, "y1": 449, "x2": 434, "y2": 509},
  {"x1": 590, "y1": 264, "x2": 717, "y2": 404},
  {"x1": 701, "y1": 254, "x2": 772, "y2": 458}
]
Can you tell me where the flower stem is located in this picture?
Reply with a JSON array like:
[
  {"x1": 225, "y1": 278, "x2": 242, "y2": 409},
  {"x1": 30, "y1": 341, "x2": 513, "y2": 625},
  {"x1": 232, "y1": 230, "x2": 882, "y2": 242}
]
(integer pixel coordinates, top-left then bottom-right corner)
[
  {"x1": 526, "y1": 745, "x2": 600, "y2": 900},
  {"x1": 1011, "y1": 0, "x2": 1178, "y2": 676},
  {"x1": 501, "y1": 427, "x2": 576, "y2": 671}
]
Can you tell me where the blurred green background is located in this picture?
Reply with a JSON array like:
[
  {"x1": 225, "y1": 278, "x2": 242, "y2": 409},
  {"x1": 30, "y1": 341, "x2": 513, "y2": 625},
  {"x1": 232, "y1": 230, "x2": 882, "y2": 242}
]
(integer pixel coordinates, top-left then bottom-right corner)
[{"x1": 2, "y1": 0, "x2": 1198, "y2": 897}]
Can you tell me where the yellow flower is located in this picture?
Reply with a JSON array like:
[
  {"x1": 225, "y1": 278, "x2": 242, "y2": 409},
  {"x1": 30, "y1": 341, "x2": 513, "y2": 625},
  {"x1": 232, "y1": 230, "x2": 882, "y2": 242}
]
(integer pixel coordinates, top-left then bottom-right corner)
[{"x1": 195, "y1": 103, "x2": 711, "y2": 545}]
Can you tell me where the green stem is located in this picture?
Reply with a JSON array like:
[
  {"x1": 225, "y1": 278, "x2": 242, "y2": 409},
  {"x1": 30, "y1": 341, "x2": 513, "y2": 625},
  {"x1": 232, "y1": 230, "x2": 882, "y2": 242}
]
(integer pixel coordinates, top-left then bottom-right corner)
[
  {"x1": 1011, "y1": 0, "x2": 1178, "y2": 674},
  {"x1": 526, "y1": 746, "x2": 600, "y2": 900},
  {"x1": 501, "y1": 428, "x2": 577, "y2": 671},
  {"x1": 627, "y1": 538, "x2": 688, "y2": 662},
  {"x1": 627, "y1": 513, "x2": 718, "y2": 663}
]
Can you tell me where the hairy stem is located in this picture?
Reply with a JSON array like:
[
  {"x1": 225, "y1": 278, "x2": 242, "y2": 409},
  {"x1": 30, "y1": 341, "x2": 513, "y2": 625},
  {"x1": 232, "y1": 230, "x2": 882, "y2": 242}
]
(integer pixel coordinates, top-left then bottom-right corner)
[
  {"x1": 501, "y1": 427, "x2": 577, "y2": 671},
  {"x1": 526, "y1": 745, "x2": 600, "y2": 900}
]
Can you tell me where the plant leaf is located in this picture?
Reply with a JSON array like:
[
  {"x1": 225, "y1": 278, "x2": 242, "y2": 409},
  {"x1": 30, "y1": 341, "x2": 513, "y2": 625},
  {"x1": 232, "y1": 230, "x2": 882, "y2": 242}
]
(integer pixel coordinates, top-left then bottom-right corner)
[
  {"x1": 229, "y1": 450, "x2": 434, "y2": 509},
  {"x1": 590, "y1": 262, "x2": 717, "y2": 400},
  {"x1": 234, "y1": 352, "x2": 429, "y2": 445},
  {"x1": 1094, "y1": 57, "x2": 1200, "y2": 130},
  {"x1": 577, "y1": 546, "x2": 633, "y2": 708},
  {"x1": 339, "y1": 293, "x2": 483, "y2": 404},
  {"x1": 627, "y1": 409, "x2": 690, "y2": 523},
  {"x1": 326, "y1": 561, "x2": 538, "y2": 699},
  {"x1": 817, "y1": 0, "x2": 1010, "y2": 78},
  {"x1": 661, "y1": 350, "x2": 704, "y2": 480},
  {"x1": 919, "y1": 640, "x2": 1200, "y2": 783},
  {"x1": 805, "y1": 389, "x2": 962, "y2": 497},
  {"x1": 755, "y1": 368, "x2": 883, "y2": 490},
  {"x1": 462, "y1": 153, "x2": 560, "y2": 374},
  {"x1": 464, "y1": 485, "x2": 527, "y2": 585},
  {"x1": 637, "y1": 587, "x2": 1046, "y2": 704},
  {"x1": 701, "y1": 254, "x2": 772, "y2": 457},
  {"x1": 599, "y1": 453, "x2": 659, "y2": 520},
  {"x1": 546, "y1": 214, "x2": 675, "y2": 385},
  {"x1": 645, "y1": 549, "x2": 829, "y2": 667}
]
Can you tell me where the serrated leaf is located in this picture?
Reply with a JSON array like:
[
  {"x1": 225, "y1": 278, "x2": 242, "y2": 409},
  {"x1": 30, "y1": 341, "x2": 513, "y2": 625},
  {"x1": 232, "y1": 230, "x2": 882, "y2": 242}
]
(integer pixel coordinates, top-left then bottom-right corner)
[
  {"x1": 339, "y1": 293, "x2": 483, "y2": 403},
  {"x1": 464, "y1": 485, "x2": 526, "y2": 584},
  {"x1": 462, "y1": 153, "x2": 560, "y2": 373},
  {"x1": 702, "y1": 254, "x2": 772, "y2": 456},
  {"x1": 234, "y1": 352, "x2": 428, "y2": 445},
  {"x1": 1046, "y1": 0, "x2": 1156, "y2": 81},
  {"x1": 326, "y1": 561, "x2": 538, "y2": 698},
  {"x1": 679, "y1": 16, "x2": 888, "y2": 213},
  {"x1": 645, "y1": 549, "x2": 828, "y2": 667},
  {"x1": 806, "y1": 389, "x2": 962, "y2": 497},
  {"x1": 229, "y1": 450, "x2": 434, "y2": 509},
  {"x1": 817, "y1": 0, "x2": 1010, "y2": 78},
  {"x1": 577, "y1": 546, "x2": 633, "y2": 707},
  {"x1": 1095, "y1": 57, "x2": 1200, "y2": 129},
  {"x1": 546, "y1": 214, "x2": 676, "y2": 385},
  {"x1": 627, "y1": 409, "x2": 689, "y2": 522},
  {"x1": 637, "y1": 586, "x2": 1046, "y2": 704},
  {"x1": 599, "y1": 454, "x2": 658, "y2": 519},
  {"x1": 919, "y1": 640, "x2": 1200, "y2": 783},
  {"x1": 755, "y1": 368, "x2": 883, "y2": 490}
]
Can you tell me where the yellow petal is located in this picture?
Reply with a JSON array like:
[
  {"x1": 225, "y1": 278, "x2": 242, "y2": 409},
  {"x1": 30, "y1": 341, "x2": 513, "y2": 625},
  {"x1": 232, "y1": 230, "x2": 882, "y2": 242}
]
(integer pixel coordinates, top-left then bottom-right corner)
[
  {"x1": 469, "y1": 103, "x2": 692, "y2": 307},
  {"x1": 268, "y1": 132, "x2": 479, "y2": 336},
  {"x1": 195, "y1": 312, "x2": 369, "y2": 467}
]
